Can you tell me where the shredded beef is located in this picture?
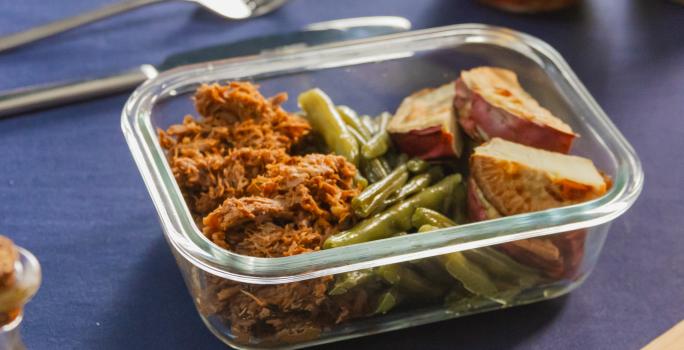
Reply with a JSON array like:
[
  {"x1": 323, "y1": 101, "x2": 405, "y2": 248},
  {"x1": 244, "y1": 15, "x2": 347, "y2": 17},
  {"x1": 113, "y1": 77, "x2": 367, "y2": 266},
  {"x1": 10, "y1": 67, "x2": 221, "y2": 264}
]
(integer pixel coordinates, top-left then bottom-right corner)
[{"x1": 159, "y1": 82, "x2": 367, "y2": 344}]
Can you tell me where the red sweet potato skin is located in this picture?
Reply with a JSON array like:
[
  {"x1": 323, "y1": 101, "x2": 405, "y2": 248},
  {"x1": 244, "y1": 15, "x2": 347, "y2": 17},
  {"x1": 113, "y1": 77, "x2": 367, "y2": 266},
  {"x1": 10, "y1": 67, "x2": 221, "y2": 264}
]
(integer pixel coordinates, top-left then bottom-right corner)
[
  {"x1": 454, "y1": 78, "x2": 575, "y2": 154},
  {"x1": 466, "y1": 177, "x2": 494, "y2": 222},
  {"x1": 390, "y1": 125, "x2": 458, "y2": 160}
]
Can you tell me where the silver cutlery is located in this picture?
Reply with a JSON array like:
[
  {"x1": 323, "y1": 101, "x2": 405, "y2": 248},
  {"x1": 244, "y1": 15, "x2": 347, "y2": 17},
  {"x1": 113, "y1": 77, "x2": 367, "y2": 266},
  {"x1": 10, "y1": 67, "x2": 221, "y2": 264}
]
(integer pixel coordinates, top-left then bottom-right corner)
[
  {"x1": 0, "y1": 16, "x2": 411, "y2": 117},
  {"x1": 0, "y1": 0, "x2": 288, "y2": 53}
]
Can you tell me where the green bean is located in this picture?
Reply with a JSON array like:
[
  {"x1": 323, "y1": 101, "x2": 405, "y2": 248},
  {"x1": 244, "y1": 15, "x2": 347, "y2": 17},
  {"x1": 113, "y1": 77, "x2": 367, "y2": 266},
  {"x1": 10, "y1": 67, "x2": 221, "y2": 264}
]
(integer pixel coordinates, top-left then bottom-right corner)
[
  {"x1": 406, "y1": 158, "x2": 428, "y2": 173},
  {"x1": 366, "y1": 157, "x2": 393, "y2": 183},
  {"x1": 298, "y1": 89, "x2": 359, "y2": 165},
  {"x1": 463, "y1": 247, "x2": 541, "y2": 287},
  {"x1": 361, "y1": 112, "x2": 392, "y2": 159},
  {"x1": 360, "y1": 161, "x2": 381, "y2": 184},
  {"x1": 357, "y1": 150, "x2": 390, "y2": 183},
  {"x1": 346, "y1": 115, "x2": 390, "y2": 182},
  {"x1": 337, "y1": 105, "x2": 372, "y2": 140},
  {"x1": 378, "y1": 157, "x2": 393, "y2": 174},
  {"x1": 376, "y1": 111, "x2": 391, "y2": 133},
  {"x1": 347, "y1": 125, "x2": 366, "y2": 145},
  {"x1": 418, "y1": 224, "x2": 440, "y2": 233},
  {"x1": 412, "y1": 203, "x2": 539, "y2": 291},
  {"x1": 362, "y1": 131, "x2": 391, "y2": 159},
  {"x1": 439, "y1": 252, "x2": 500, "y2": 298},
  {"x1": 324, "y1": 174, "x2": 462, "y2": 249},
  {"x1": 384, "y1": 173, "x2": 432, "y2": 208},
  {"x1": 415, "y1": 213, "x2": 538, "y2": 304},
  {"x1": 330, "y1": 231, "x2": 407, "y2": 296},
  {"x1": 354, "y1": 173, "x2": 368, "y2": 189},
  {"x1": 374, "y1": 287, "x2": 403, "y2": 315},
  {"x1": 418, "y1": 224, "x2": 500, "y2": 299},
  {"x1": 410, "y1": 258, "x2": 455, "y2": 286},
  {"x1": 361, "y1": 115, "x2": 377, "y2": 134},
  {"x1": 329, "y1": 269, "x2": 376, "y2": 296},
  {"x1": 411, "y1": 207, "x2": 456, "y2": 230},
  {"x1": 377, "y1": 264, "x2": 444, "y2": 299},
  {"x1": 352, "y1": 164, "x2": 409, "y2": 218}
]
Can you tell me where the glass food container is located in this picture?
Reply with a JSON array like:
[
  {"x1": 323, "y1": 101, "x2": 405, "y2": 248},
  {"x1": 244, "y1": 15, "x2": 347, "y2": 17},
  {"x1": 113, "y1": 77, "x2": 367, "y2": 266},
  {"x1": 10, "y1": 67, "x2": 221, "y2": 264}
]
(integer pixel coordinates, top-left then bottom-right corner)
[{"x1": 121, "y1": 24, "x2": 643, "y2": 349}]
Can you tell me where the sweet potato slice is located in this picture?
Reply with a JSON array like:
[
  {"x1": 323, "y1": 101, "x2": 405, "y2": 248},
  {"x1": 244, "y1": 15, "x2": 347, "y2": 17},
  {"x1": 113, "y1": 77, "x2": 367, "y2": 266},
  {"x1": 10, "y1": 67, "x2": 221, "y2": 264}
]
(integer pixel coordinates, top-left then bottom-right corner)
[
  {"x1": 471, "y1": 138, "x2": 606, "y2": 215},
  {"x1": 388, "y1": 83, "x2": 463, "y2": 159},
  {"x1": 455, "y1": 67, "x2": 577, "y2": 154},
  {"x1": 468, "y1": 138, "x2": 608, "y2": 278}
]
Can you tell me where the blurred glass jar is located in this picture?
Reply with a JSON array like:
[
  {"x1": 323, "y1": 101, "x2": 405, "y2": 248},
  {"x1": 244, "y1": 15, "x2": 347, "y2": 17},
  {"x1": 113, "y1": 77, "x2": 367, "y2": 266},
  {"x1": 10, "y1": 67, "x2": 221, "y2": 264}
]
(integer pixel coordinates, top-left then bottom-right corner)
[
  {"x1": 479, "y1": 0, "x2": 579, "y2": 13},
  {"x1": 0, "y1": 239, "x2": 41, "y2": 350}
]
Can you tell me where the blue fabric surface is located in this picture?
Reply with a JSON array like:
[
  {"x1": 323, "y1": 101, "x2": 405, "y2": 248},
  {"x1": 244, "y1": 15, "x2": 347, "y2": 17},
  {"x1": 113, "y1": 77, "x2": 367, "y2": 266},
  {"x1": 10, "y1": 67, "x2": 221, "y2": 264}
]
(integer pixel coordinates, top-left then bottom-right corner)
[{"x1": 0, "y1": 1, "x2": 682, "y2": 349}]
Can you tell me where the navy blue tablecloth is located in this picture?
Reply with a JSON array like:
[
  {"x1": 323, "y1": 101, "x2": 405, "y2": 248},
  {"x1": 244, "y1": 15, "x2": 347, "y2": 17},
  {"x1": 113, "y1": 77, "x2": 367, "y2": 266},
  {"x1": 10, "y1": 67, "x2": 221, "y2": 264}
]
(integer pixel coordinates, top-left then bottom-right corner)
[{"x1": 1, "y1": 1, "x2": 682, "y2": 349}]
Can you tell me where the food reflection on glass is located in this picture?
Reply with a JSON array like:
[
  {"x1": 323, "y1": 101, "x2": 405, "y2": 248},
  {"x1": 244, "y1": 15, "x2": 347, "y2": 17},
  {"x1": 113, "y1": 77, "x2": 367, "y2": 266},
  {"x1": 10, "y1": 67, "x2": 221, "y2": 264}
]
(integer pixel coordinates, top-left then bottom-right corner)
[
  {"x1": 156, "y1": 65, "x2": 610, "y2": 346},
  {"x1": 479, "y1": 0, "x2": 579, "y2": 13}
]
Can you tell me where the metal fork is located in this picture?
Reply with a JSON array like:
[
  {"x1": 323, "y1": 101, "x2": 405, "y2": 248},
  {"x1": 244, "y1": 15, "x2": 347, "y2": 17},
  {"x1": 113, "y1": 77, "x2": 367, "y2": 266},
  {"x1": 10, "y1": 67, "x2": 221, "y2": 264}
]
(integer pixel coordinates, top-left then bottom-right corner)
[{"x1": 0, "y1": 0, "x2": 287, "y2": 53}]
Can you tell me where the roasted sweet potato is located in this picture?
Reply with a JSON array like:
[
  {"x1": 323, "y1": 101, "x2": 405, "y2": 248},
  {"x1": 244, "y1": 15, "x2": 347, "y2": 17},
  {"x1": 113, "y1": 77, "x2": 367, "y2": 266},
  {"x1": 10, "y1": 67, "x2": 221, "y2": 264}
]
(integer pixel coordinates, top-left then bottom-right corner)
[
  {"x1": 455, "y1": 67, "x2": 577, "y2": 154},
  {"x1": 467, "y1": 138, "x2": 608, "y2": 279},
  {"x1": 388, "y1": 83, "x2": 463, "y2": 159}
]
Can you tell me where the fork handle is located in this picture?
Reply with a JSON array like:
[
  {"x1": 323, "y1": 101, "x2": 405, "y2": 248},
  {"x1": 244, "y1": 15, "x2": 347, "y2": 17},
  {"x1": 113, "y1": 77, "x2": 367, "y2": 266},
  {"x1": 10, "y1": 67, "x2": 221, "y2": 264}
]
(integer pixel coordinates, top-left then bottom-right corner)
[{"x1": 0, "y1": 0, "x2": 165, "y2": 53}]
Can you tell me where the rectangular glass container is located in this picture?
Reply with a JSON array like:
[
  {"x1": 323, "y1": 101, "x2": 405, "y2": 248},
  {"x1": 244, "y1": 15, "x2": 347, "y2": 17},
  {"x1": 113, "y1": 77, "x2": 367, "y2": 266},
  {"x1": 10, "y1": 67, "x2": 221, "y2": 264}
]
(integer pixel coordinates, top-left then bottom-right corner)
[{"x1": 121, "y1": 24, "x2": 643, "y2": 349}]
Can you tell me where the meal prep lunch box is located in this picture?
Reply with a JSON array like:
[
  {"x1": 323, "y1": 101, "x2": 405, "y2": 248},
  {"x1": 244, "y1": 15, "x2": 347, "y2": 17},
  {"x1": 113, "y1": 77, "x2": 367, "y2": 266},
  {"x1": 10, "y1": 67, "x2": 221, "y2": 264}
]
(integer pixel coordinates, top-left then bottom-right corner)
[{"x1": 121, "y1": 24, "x2": 643, "y2": 349}]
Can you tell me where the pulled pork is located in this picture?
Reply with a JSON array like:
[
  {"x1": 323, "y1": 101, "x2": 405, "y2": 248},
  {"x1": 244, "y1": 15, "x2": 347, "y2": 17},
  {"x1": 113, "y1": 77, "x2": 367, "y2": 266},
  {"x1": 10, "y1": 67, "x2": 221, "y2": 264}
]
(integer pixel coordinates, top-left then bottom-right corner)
[{"x1": 159, "y1": 82, "x2": 367, "y2": 344}]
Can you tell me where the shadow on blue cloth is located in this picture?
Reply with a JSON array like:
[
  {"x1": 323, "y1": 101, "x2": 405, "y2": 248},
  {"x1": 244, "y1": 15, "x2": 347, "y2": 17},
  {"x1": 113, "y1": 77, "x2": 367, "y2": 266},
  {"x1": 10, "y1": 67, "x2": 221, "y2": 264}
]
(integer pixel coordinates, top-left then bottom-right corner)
[{"x1": 98, "y1": 236, "x2": 225, "y2": 349}]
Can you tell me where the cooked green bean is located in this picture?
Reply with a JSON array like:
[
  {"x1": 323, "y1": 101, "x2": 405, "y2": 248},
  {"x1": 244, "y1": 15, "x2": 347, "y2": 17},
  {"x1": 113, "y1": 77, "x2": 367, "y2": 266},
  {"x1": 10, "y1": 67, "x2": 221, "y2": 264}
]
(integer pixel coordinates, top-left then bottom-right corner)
[
  {"x1": 374, "y1": 287, "x2": 402, "y2": 315},
  {"x1": 360, "y1": 161, "x2": 380, "y2": 184},
  {"x1": 340, "y1": 119, "x2": 367, "y2": 182},
  {"x1": 411, "y1": 207, "x2": 456, "y2": 230},
  {"x1": 439, "y1": 252, "x2": 500, "y2": 298},
  {"x1": 298, "y1": 89, "x2": 359, "y2": 165},
  {"x1": 337, "y1": 105, "x2": 372, "y2": 140},
  {"x1": 361, "y1": 112, "x2": 392, "y2": 159},
  {"x1": 412, "y1": 201, "x2": 540, "y2": 290},
  {"x1": 406, "y1": 158, "x2": 428, "y2": 173},
  {"x1": 352, "y1": 164, "x2": 409, "y2": 218},
  {"x1": 329, "y1": 269, "x2": 376, "y2": 296},
  {"x1": 384, "y1": 173, "x2": 431, "y2": 208},
  {"x1": 363, "y1": 171, "x2": 407, "y2": 217},
  {"x1": 418, "y1": 223, "x2": 500, "y2": 299},
  {"x1": 463, "y1": 248, "x2": 541, "y2": 287},
  {"x1": 411, "y1": 213, "x2": 499, "y2": 297},
  {"x1": 347, "y1": 125, "x2": 366, "y2": 145},
  {"x1": 324, "y1": 174, "x2": 462, "y2": 249},
  {"x1": 410, "y1": 258, "x2": 455, "y2": 286},
  {"x1": 362, "y1": 131, "x2": 391, "y2": 159},
  {"x1": 378, "y1": 157, "x2": 393, "y2": 173},
  {"x1": 346, "y1": 114, "x2": 390, "y2": 182},
  {"x1": 418, "y1": 224, "x2": 440, "y2": 233},
  {"x1": 377, "y1": 111, "x2": 391, "y2": 132},
  {"x1": 377, "y1": 264, "x2": 444, "y2": 298},
  {"x1": 361, "y1": 115, "x2": 377, "y2": 134},
  {"x1": 416, "y1": 214, "x2": 539, "y2": 304},
  {"x1": 354, "y1": 173, "x2": 368, "y2": 189},
  {"x1": 360, "y1": 155, "x2": 390, "y2": 184}
]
